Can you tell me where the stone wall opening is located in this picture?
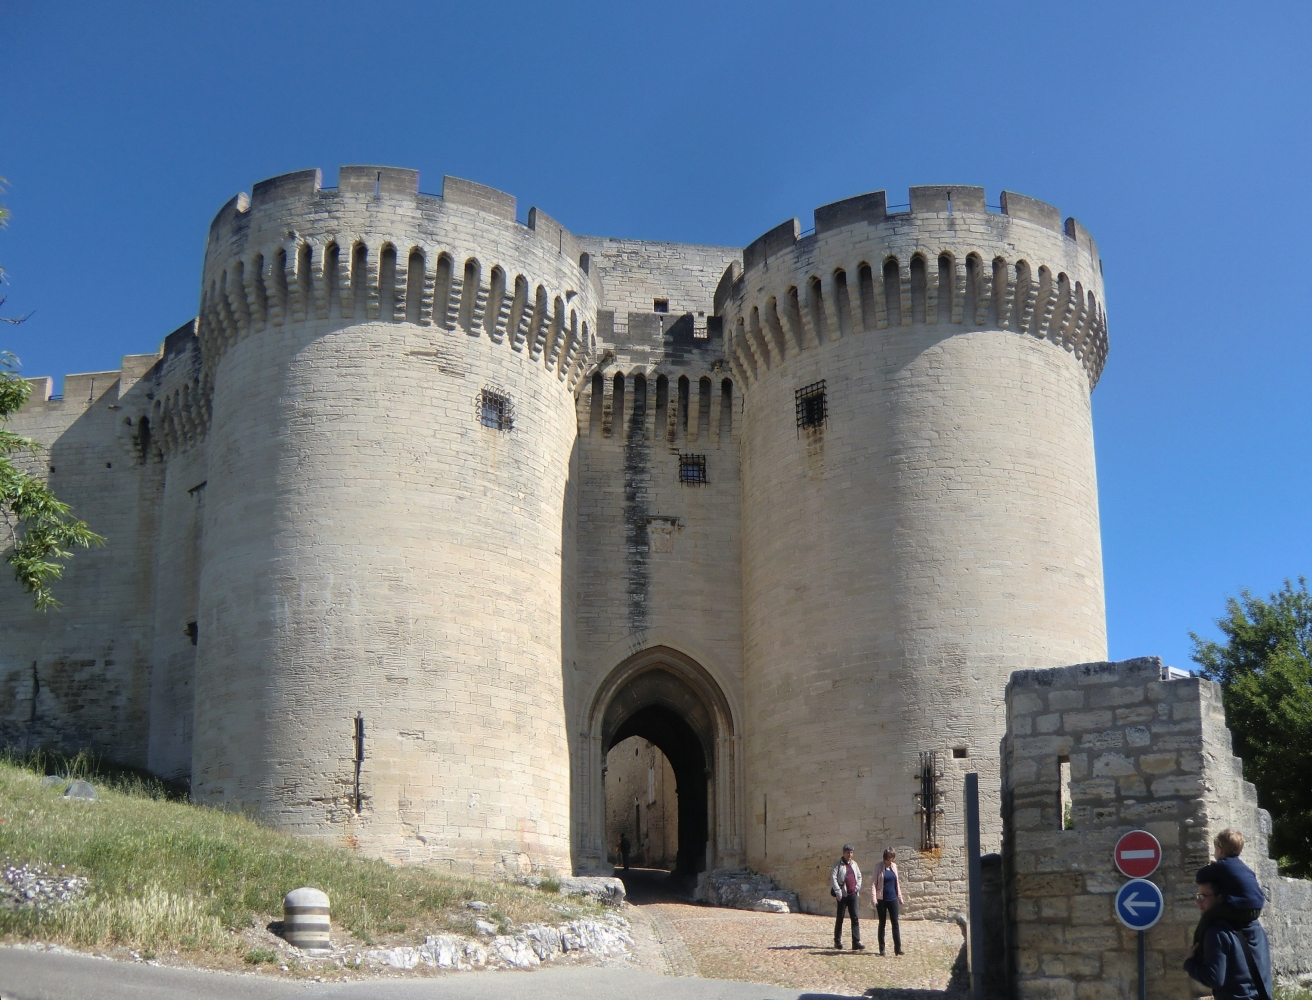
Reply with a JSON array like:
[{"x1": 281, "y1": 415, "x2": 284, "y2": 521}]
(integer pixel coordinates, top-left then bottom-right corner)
[
  {"x1": 604, "y1": 735, "x2": 679, "y2": 871},
  {"x1": 580, "y1": 646, "x2": 742, "y2": 877},
  {"x1": 602, "y1": 674, "x2": 711, "y2": 875}
]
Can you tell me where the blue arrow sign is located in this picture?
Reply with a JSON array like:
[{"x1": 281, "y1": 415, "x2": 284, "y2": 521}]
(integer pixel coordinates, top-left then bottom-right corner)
[{"x1": 1115, "y1": 878, "x2": 1164, "y2": 930}]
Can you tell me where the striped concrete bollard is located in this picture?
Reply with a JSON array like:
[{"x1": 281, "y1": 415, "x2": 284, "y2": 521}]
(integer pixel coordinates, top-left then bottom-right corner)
[{"x1": 283, "y1": 887, "x2": 331, "y2": 952}]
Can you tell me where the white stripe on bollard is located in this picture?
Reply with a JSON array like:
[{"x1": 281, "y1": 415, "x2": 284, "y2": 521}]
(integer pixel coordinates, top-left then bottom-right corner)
[{"x1": 283, "y1": 887, "x2": 331, "y2": 952}]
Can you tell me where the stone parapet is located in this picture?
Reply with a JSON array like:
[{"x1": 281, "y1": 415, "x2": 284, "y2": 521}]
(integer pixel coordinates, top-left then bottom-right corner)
[
  {"x1": 198, "y1": 167, "x2": 600, "y2": 393},
  {"x1": 718, "y1": 186, "x2": 1108, "y2": 390}
]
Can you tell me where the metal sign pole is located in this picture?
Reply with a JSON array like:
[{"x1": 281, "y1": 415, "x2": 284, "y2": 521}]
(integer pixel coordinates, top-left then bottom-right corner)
[
  {"x1": 1138, "y1": 930, "x2": 1146, "y2": 1000},
  {"x1": 965, "y1": 772, "x2": 984, "y2": 1000}
]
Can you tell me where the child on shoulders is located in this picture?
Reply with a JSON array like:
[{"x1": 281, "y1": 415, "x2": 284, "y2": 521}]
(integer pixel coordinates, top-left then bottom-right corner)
[{"x1": 1192, "y1": 828, "x2": 1265, "y2": 950}]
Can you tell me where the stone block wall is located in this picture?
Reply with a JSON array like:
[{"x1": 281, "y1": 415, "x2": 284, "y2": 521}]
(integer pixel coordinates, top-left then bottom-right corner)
[
  {"x1": 729, "y1": 193, "x2": 1109, "y2": 917},
  {"x1": 1002, "y1": 657, "x2": 1312, "y2": 1000},
  {"x1": 604, "y1": 736, "x2": 678, "y2": 868}
]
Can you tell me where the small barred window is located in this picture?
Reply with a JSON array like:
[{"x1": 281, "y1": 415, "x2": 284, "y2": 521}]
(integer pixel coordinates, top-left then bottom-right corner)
[
  {"x1": 479, "y1": 388, "x2": 514, "y2": 431},
  {"x1": 795, "y1": 380, "x2": 827, "y2": 430},
  {"x1": 678, "y1": 453, "x2": 707, "y2": 485}
]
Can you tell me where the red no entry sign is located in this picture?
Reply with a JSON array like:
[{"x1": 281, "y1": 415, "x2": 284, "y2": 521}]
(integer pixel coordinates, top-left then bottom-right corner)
[{"x1": 1115, "y1": 830, "x2": 1162, "y2": 878}]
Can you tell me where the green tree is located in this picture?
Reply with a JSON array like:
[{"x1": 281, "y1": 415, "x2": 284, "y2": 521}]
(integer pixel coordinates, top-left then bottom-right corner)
[
  {"x1": 1191, "y1": 579, "x2": 1312, "y2": 878},
  {"x1": 1, "y1": 179, "x2": 103, "y2": 608}
]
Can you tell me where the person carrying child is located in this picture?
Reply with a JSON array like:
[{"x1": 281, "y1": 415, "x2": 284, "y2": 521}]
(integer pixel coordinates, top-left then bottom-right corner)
[{"x1": 1190, "y1": 828, "x2": 1266, "y2": 952}]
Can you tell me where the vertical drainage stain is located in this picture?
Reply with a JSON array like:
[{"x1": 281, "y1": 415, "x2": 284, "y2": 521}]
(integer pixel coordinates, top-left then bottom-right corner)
[{"x1": 623, "y1": 382, "x2": 651, "y2": 633}]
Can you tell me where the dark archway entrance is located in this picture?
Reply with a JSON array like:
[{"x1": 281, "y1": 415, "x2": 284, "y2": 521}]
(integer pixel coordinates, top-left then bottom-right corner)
[
  {"x1": 580, "y1": 646, "x2": 742, "y2": 878},
  {"x1": 609, "y1": 704, "x2": 707, "y2": 874}
]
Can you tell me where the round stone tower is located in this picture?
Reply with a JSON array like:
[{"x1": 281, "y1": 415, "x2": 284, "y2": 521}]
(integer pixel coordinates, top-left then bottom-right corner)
[
  {"x1": 718, "y1": 186, "x2": 1109, "y2": 915},
  {"x1": 190, "y1": 166, "x2": 598, "y2": 874}
]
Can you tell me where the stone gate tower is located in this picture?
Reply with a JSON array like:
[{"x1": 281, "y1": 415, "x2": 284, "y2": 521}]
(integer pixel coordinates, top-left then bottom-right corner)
[
  {"x1": 2, "y1": 170, "x2": 1112, "y2": 914},
  {"x1": 193, "y1": 167, "x2": 599, "y2": 872},
  {"x1": 718, "y1": 187, "x2": 1108, "y2": 913}
]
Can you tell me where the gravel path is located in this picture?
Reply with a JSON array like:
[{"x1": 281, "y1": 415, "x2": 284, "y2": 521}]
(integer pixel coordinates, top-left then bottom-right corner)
[{"x1": 641, "y1": 903, "x2": 968, "y2": 998}]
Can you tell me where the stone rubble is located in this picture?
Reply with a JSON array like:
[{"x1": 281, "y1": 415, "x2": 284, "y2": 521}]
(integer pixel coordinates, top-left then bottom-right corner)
[
  {"x1": 0, "y1": 862, "x2": 89, "y2": 910},
  {"x1": 553, "y1": 876, "x2": 626, "y2": 907},
  {"x1": 694, "y1": 868, "x2": 799, "y2": 914},
  {"x1": 354, "y1": 915, "x2": 633, "y2": 971}
]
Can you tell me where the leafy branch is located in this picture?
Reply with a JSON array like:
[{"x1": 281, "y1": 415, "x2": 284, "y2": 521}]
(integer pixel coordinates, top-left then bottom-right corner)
[
  {"x1": 1192, "y1": 579, "x2": 1312, "y2": 878},
  {"x1": 0, "y1": 178, "x2": 33, "y2": 325},
  {"x1": 0, "y1": 179, "x2": 100, "y2": 608}
]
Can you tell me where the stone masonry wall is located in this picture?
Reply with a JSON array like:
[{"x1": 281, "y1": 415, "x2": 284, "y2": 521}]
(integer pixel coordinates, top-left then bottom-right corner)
[
  {"x1": 604, "y1": 736, "x2": 678, "y2": 869},
  {"x1": 0, "y1": 352, "x2": 174, "y2": 770},
  {"x1": 1003, "y1": 657, "x2": 1312, "y2": 1000},
  {"x1": 730, "y1": 190, "x2": 1108, "y2": 918}
]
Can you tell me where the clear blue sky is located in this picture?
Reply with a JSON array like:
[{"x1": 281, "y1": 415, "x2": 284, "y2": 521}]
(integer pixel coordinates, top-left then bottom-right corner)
[{"x1": 3, "y1": 2, "x2": 1309, "y2": 671}]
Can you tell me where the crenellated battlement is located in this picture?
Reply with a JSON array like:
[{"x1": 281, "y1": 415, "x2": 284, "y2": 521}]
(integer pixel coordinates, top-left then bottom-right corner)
[
  {"x1": 576, "y1": 359, "x2": 738, "y2": 449},
  {"x1": 719, "y1": 186, "x2": 1108, "y2": 389},
  {"x1": 198, "y1": 167, "x2": 602, "y2": 393},
  {"x1": 4, "y1": 166, "x2": 1121, "y2": 908}
]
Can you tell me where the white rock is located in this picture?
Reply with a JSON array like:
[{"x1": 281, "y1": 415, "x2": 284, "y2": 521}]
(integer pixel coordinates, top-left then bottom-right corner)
[
  {"x1": 493, "y1": 934, "x2": 541, "y2": 968},
  {"x1": 752, "y1": 898, "x2": 790, "y2": 913},
  {"x1": 557, "y1": 876, "x2": 626, "y2": 906},
  {"x1": 524, "y1": 924, "x2": 563, "y2": 960},
  {"x1": 363, "y1": 946, "x2": 421, "y2": 969},
  {"x1": 421, "y1": 934, "x2": 464, "y2": 968},
  {"x1": 474, "y1": 919, "x2": 497, "y2": 936}
]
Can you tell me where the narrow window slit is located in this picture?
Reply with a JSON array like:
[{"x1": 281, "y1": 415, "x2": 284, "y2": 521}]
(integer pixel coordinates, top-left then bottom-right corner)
[{"x1": 1059, "y1": 755, "x2": 1073, "y2": 830}]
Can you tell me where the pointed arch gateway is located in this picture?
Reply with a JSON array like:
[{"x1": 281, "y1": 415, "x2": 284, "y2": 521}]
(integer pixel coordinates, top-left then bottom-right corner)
[{"x1": 578, "y1": 646, "x2": 743, "y2": 875}]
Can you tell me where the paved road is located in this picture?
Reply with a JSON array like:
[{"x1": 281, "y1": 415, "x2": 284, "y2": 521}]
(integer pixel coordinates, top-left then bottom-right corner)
[{"x1": 0, "y1": 948, "x2": 864, "y2": 1000}]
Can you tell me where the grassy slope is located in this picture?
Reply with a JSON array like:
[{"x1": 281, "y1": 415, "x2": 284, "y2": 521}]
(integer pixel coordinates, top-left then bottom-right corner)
[{"x1": 0, "y1": 756, "x2": 594, "y2": 960}]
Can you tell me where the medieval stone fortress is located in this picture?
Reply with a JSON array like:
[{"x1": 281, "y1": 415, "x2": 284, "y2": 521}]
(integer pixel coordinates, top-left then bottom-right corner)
[{"x1": 3, "y1": 166, "x2": 1308, "y2": 990}]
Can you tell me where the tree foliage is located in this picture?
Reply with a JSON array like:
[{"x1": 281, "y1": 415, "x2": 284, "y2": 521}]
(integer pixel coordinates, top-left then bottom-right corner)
[
  {"x1": 1191, "y1": 579, "x2": 1312, "y2": 878},
  {"x1": 0, "y1": 180, "x2": 102, "y2": 608}
]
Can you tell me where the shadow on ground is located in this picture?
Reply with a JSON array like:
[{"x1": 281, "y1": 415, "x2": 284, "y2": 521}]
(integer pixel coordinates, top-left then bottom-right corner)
[
  {"x1": 613, "y1": 866, "x2": 697, "y2": 905},
  {"x1": 792, "y1": 986, "x2": 960, "y2": 992}
]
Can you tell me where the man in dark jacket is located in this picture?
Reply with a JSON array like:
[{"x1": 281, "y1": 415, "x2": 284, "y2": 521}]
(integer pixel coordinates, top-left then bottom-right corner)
[
  {"x1": 829, "y1": 845, "x2": 864, "y2": 951},
  {"x1": 1184, "y1": 878, "x2": 1274, "y2": 1000}
]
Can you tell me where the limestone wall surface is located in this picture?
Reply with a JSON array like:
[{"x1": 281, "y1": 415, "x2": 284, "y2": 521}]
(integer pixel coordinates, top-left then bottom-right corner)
[
  {"x1": 1002, "y1": 657, "x2": 1312, "y2": 1000},
  {"x1": 3, "y1": 174, "x2": 1124, "y2": 916},
  {"x1": 724, "y1": 189, "x2": 1108, "y2": 917},
  {"x1": 569, "y1": 325, "x2": 745, "y2": 873},
  {"x1": 576, "y1": 236, "x2": 739, "y2": 320},
  {"x1": 187, "y1": 167, "x2": 600, "y2": 876},
  {"x1": 0, "y1": 354, "x2": 171, "y2": 769}
]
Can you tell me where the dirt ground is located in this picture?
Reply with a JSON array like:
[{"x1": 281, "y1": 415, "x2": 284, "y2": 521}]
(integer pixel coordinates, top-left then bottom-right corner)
[{"x1": 627, "y1": 896, "x2": 968, "y2": 998}]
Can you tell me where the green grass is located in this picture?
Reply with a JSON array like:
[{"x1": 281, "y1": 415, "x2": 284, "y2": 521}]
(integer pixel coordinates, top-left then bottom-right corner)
[{"x1": 0, "y1": 753, "x2": 597, "y2": 958}]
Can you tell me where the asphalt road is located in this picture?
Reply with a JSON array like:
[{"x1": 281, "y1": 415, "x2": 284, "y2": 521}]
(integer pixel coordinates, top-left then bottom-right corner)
[{"x1": 0, "y1": 948, "x2": 865, "y2": 1000}]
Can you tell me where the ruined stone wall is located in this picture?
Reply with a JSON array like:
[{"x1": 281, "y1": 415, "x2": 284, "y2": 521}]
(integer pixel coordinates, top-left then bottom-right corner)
[{"x1": 1003, "y1": 657, "x2": 1312, "y2": 1000}]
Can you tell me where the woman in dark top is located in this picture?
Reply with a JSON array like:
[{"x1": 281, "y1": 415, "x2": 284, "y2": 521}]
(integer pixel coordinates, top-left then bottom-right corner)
[{"x1": 870, "y1": 848, "x2": 906, "y2": 955}]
